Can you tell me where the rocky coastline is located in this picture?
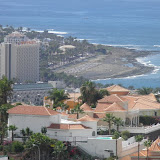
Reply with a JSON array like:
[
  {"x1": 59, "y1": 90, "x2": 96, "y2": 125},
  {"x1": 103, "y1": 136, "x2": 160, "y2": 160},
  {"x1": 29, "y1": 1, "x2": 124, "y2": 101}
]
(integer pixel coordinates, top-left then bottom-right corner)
[{"x1": 54, "y1": 46, "x2": 156, "y2": 80}]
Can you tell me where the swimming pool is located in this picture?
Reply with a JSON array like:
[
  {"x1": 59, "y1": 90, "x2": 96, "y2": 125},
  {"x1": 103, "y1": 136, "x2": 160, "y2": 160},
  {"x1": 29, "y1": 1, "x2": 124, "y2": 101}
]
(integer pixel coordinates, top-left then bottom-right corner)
[{"x1": 96, "y1": 137, "x2": 112, "y2": 140}]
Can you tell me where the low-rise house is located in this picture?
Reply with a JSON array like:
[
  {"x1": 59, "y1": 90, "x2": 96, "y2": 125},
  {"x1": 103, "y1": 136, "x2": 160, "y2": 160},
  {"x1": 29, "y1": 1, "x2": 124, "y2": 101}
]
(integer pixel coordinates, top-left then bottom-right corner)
[{"x1": 7, "y1": 105, "x2": 97, "y2": 141}]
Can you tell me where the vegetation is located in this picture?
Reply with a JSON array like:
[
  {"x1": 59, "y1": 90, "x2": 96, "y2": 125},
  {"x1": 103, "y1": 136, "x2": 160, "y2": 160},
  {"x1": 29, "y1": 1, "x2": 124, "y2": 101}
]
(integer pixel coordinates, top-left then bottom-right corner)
[
  {"x1": 144, "y1": 140, "x2": 152, "y2": 160},
  {"x1": 80, "y1": 81, "x2": 109, "y2": 106},
  {"x1": 103, "y1": 114, "x2": 115, "y2": 135},
  {"x1": 9, "y1": 125, "x2": 18, "y2": 141},
  {"x1": 72, "y1": 104, "x2": 84, "y2": 119},
  {"x1": 139, "y1": 115, "x2": 160, "y2": 125},
  {"x1": 114, "y1": 117, "x2": 124, "y2": 132},
  {"x1": 135, "y1": 135, "x2": 143, "y2": 160},
  {"x1": 137, "y1": 87, "x2": 153, "y2": 95},
  {"x1": 47, "y1": 88, "x2": 69, "y2": 108},
  {"x1": 112, "y1": 131, "x2": 120, "y2": 159},
  {"x1": 121, "y1": 130, "x2": 130, "y2": 140}
]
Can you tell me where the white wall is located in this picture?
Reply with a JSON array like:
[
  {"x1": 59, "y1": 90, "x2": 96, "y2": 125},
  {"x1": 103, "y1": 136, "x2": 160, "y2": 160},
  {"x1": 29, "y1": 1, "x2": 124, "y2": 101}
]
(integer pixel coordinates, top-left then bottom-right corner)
[
  {"x1": 77, "y1": 138, "x2": 122, "y2": 158},
  {"x1": 8, "y1": 114, "x2": 59, "y2": 137},
  {"x1": 47, "y1": 128, "x2": 93, "y2": 139},
  {"x1": 80, "y1": 121, "x2": 97, "y2": 136}
]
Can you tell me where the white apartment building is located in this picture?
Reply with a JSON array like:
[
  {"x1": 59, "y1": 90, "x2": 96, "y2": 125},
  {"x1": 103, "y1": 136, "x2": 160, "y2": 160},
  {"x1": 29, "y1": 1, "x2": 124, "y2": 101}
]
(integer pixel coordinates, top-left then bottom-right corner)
[{"x1": 0, "y1": 32, "x2": 39, "y2": 82}]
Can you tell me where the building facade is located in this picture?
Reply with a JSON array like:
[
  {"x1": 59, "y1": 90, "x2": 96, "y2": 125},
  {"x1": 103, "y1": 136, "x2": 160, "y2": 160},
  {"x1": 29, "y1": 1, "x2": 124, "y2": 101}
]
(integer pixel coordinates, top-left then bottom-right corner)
[{"x1": 0, "y1": 32, "x2": 39, "y2": 82}]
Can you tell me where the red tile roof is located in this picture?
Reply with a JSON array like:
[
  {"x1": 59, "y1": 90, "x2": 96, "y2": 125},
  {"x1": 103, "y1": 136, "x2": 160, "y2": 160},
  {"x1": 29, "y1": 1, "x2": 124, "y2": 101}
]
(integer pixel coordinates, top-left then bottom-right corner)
[
  {"x1": 93, "y1": 113, "x2": 106, "y2": 119},
  {"x1": 68, "y1": 114, "x2": 77, "y2": 119},
  {"x1": 80, "y1": 103, "x2": 93, "y2": 112},
  {"x1": 78, "y1": 115, "x2": 97, "y2": 121},
  {"x1": 7, "y1": 105, "x2": 59, "y2": 116},
  {"x1": 106, "y1": 85, "x2": 130, "y2": 92},
  {"x1": 94, "y1": 103, "x2": 111, "y2": 112},
  {"x1": 98, "y1": 95, "x2": 124, "y2": 103},
  {"x1": 104, "y1": 102, "x2": 126, "y2": 112},
  {"x1": 47, "y1": 123, "x2": 91, "y2": 130}
]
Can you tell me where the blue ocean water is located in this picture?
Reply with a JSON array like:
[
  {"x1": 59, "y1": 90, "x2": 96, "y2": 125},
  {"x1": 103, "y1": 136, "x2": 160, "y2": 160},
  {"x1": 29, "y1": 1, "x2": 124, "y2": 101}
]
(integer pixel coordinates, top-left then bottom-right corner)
[{"x1": 1, "y1": 0, "x2": 160, "y2": 88}]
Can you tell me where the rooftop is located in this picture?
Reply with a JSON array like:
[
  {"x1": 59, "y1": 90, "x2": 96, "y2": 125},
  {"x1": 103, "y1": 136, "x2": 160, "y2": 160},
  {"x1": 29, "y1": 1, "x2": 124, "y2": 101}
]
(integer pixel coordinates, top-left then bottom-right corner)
[
  {"x1": 106, "y1": 85, "x2": 130, "y2": 93},
  {"x1": 13, "y1": 83, "x2": 53, "y2": 91},
  {"x1": 47, "y1": 123, "x2": 91, "y2": 130},
  {"x1": 78, "y1": 115, "x2": 97, "y2": 121},
  {"x1": 7, "y1": 105, "x2": 59, "y2": 116},
  {"x1": 80, "y1": 103, "x2": 93, "y2": 112}
]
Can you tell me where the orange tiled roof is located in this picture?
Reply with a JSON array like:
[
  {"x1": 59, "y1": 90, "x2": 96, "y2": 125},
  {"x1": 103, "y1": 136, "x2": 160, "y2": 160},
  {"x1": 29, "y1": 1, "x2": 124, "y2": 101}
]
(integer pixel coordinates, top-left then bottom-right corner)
[
  {"x1": 106, "y1": 85, "x2": 130, "y2": 92},
  {"x1": 98, "y1": 95, "x2": 124, "y2": 103},
  {"x1": 104, "y1": 102, "x2": 126, "y2": 112},
  {"x1": 149, "y1": 137, "x2": 160, "y2": 152},
  {"x1": 94, "y1": 103, "x2": 111, "y2": 112},
  {"x1": 47, "y1": 123, "x2": 91, "y2": 130},
  {"x1": 93, "y1": 113, "x2": 106, "y2": 119},
  {"x1": 78, "y1": 115, "x2": 97, "y2": 121},
  {"x1": 80, "y1": 103, "x2": 93, "y2": 112},
  {"x1": 120, "y1": 138, "x2": 160, "y2": 160},
  {"x1": 68, "y1": 114, "x2": 77, "y2": 119},
  {"x1": 7, "y1": 105, "x2": 59, "y2": 116}
]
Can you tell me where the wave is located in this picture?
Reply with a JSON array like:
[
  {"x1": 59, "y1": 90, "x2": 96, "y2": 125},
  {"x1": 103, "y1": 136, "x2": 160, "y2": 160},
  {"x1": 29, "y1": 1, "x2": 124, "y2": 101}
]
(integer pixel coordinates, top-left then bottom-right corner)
[
  {"x1": 154, "y1": 45, "x2": 160, "y2": 48},
  {"x1": 48, "y1": 31, "x2": 68, "y2": 35}
]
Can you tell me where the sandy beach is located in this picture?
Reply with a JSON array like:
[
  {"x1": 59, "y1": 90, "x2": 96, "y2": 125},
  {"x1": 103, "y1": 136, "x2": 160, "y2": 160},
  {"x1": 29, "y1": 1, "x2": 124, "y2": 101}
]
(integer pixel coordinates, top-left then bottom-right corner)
[{"x1": 54, "y1": 46, "x2": 156, "y2": 80}]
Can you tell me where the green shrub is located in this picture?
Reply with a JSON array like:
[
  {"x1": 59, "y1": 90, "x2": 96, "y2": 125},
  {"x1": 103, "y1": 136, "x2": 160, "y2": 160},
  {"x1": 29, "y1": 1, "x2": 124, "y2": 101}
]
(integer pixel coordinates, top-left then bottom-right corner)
[
  {"x1": 121, "y1": 130, "x2": 130, "y2": 140},
  {"x1": 11, "y1": 141, "x2": 24, "y2": 153},
  {"x1": 139, "y1": 116, "x2": 159, "y2": 125}
]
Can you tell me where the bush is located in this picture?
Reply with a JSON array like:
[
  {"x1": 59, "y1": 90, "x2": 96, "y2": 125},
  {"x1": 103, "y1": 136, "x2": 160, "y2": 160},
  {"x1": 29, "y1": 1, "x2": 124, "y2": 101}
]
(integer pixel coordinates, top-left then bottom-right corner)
[
  {"x1": 121, "y1": 130, "x2": 130, "y2": 140},
  {"x1": 140, "y1": 116, "x2": 160, "y2": 125},
  {"x1": 11, "y1": 141, "x2": 24, "y2": 153}
]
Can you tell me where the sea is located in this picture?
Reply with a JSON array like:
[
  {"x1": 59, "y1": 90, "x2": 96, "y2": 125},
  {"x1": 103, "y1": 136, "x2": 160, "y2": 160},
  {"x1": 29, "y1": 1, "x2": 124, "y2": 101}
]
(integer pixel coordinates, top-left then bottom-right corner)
[{"x1": 1, "y1": 0, "x2": 160, "y2": 88}]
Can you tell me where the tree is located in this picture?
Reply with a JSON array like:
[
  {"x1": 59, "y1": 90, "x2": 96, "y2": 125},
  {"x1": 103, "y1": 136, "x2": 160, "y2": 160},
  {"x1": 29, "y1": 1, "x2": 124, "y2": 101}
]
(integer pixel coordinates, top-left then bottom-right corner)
[
  {"x1": 41, "y1": 127, "x2": 47, "y2": 135},
  {"x1": 25, "y1": 133, "x2": 55, "y2": 160},
  {"x1": 48, "y1": 88, "x2": 69, "y2": 108},
  {"x1": 144, "y1": 140, "x2": 152, "y2": 160},
  {"x1": 0, "y1": 104, "x2": 13, "y2": 123},
  {"x1": 0, "y1": 122, "x2": 8, "y2": 144},
  {"x1": 80, "y1": 81, "x2": 110, "y2": 106},
  {"x1": 0, "y1": 76, "x2": 13, "y2": 105},
  {"x1": 112, "y1": 131, "x2": 120, "y2": 160},
  {"x1": 137, "y1": 87, "x2": 153, "y2": 95},
  {"x1": 114, "y1": 117, "x2": 123, "y2": 132},
  {"x1": 103, "y1": 114, "x2": 115, "y2": 135},
  {"x1": 135, "y1": 135, "x2": 143, "y2": 160},
  {"x1": 51, "y1": 141, "x2": 67, "y2": 160},
  {"x1": 72, "y1": 104, "x2": 84, "y2": 119},
  {"x1": 9, "y1": 125, "x2": 18, "y2": 141}
]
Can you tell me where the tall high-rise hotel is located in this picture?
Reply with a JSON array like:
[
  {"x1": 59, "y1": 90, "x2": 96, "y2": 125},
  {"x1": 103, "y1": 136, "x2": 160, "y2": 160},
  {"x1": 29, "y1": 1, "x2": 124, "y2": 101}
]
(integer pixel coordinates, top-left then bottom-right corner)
[{"x1": 0, "y1": 32, "x2": 39, "y2": 82}]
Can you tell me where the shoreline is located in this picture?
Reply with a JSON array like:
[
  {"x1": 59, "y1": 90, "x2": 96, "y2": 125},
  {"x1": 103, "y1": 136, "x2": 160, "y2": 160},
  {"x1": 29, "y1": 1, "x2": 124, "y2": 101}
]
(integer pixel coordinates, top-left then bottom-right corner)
[
  {"x1": 11, "y1": 27, "x2": 159, "y2": 80},
  {"x1": 55, "y1": 45, "x2": 156, "y2": 80}
]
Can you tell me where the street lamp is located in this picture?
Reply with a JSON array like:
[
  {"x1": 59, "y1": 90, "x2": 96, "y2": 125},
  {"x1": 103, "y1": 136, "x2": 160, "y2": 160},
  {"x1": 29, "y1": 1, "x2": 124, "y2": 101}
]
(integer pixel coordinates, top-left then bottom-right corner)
[{"x1": 33, "y1": 144, "x2": 40, "y2": 160}]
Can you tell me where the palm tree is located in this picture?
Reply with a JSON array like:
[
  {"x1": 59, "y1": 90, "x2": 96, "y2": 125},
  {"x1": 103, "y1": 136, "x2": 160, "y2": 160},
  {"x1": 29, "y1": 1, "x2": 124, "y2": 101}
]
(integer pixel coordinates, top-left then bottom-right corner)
[
  {"x1": 144, "y1": 140, "x2": 152, "y2": 160},
  {"x1": 135, "y1": 135, "x2": 143, "y2": 160},
  {"x1": 0, "y1": 76, "x2": 13, "y2": 105},
  {"x1": 137, "y1": 87, "x2": 153, "y2": 95},
  {"x1": 9, "y1": 125, "x2": 18, "y2": 141},
  {"x1": 103, "y1": 114, "x2": 115, "y2": 135},
  {"x1": 114, "y1": 117, "x2": 123, "y2": 132},
  {"x1": 80, "y1": 81, "x2": 97, "y2": 105},
  {"x1": 41, "y1": 127, "x2": 47, "y2": 135},
  {"x1": 51, "y1": 141, "x2": 67, "y2": 160},
  {"x1": 0, "y1": 122, "x2": 8, "y2": 144},
  {"x1": 72, "y1": 104, "x2": 84, "y2": 119},
  {"x1": 0, "y1": 104, "x2": 13, "y2": 123},
  {"x1": 112, "y1": 131, "x2": 120, "y2": 159},
  {"x1": 48, "y1": 88, "x2": 69, "y2": 108}
]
